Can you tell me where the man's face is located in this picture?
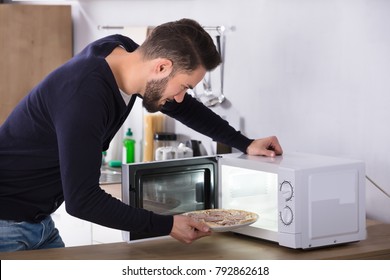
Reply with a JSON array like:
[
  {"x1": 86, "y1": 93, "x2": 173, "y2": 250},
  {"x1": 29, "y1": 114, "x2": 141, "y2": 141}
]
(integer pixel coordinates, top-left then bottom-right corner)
[{"x1": 142, "y1": 67, "x2": 206, "y2": 113}]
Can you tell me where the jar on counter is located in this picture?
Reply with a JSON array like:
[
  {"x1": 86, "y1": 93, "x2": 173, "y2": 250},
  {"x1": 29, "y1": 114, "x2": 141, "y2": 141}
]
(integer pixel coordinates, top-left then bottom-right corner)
[
  {"x1": 153, "y1": 133, "x2": 177, "y2": 160},
  {"x1": 155, "y1": 143, "x2": 193, "y2": 161}
]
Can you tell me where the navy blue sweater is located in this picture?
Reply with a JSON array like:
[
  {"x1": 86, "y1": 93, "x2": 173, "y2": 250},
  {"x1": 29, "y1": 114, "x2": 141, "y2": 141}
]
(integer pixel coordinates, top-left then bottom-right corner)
[{"x1": 0, "y1": 35, "x2": 252, "y2": 235}]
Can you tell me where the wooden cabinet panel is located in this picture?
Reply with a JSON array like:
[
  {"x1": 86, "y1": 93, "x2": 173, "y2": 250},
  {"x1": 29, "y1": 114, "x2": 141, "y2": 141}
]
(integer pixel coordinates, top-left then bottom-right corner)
[{"x1": 0, "y1": 4, "x2": 72, "y2": 124}]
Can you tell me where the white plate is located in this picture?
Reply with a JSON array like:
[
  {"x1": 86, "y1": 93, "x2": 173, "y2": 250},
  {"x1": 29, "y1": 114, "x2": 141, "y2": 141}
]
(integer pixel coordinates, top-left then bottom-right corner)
[
  {"x1": 183, "y1": 209, "x2": 259, "y2": 232},
  {"x1": 209, "y1": 218, "x2": 258, "y2": 232}
]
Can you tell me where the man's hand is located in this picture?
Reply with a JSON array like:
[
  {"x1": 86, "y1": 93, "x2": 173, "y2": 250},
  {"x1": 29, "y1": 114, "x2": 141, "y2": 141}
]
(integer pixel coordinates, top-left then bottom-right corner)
[
  {"x1": 170, "y1": 215, "x2": 211, "y2": 244},
  {"x1": 246, "y1": 136, "x2": 283, "y2": 157}
]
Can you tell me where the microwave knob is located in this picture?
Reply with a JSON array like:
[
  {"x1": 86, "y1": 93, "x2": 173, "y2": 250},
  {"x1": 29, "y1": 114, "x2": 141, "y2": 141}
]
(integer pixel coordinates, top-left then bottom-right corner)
[
  {"x1": 280, "y1": 181, "x2": 294, "y2": 201},
  {"x1": 280, "y1": 206, "x2": 294, "y2": 225}
]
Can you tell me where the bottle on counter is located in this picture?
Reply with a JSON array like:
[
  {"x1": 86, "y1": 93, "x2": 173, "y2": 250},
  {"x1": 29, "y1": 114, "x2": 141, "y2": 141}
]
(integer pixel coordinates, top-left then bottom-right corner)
[
  {"x1": 123, "y1": 128, "x2": 135, "y2": 164},
  {"x1": 101, "y1": 151, "x2": 107, "y2": 166}
]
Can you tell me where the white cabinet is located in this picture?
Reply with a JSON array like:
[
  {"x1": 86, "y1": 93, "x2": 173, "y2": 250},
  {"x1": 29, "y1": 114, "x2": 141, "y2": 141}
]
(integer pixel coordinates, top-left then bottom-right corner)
[
  {"x1": 53, "y1": 204, "x2": 125, "y2": 247},
  {"x1": 92, "y1": 224, "x2": 123, "y2": 244},
  {"x1": 52, "y1": 204, "x2": 92, "y2": 247},
  {"x1": 52, "y1": 184, "x2": 124, "y2": 247}
]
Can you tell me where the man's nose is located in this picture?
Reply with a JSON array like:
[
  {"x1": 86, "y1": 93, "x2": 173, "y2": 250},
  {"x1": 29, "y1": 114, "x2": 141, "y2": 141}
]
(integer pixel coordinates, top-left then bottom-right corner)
[{"x1": 173, "y1": 91, "x2": 186, "y2": 103}]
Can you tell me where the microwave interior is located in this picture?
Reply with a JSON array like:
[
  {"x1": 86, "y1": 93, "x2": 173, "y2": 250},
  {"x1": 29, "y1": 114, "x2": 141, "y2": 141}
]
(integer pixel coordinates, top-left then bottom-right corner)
[
  {"x1": 219, "y1": 164, "x2": 279, "y2": 234},
  {"x1": 139, "y1": 168, "x2": 214, "y2": 214}
]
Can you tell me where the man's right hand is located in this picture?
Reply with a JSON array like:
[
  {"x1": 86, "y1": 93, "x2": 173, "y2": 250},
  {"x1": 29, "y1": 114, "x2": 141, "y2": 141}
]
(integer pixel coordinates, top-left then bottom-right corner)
[{"x1": 170, "y1": 214, "x2": 212, "y2": 244}]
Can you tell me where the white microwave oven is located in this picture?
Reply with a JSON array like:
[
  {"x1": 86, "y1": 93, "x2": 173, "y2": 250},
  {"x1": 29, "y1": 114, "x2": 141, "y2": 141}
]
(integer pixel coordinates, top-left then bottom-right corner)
[{"x1": 122, "y1": 152, "x2": 366, "y2": 249}]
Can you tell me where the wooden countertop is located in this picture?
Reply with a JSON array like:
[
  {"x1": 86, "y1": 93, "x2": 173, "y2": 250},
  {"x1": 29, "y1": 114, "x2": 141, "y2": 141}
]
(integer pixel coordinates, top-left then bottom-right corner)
[{"x1": 1, "y1": 220, "x2": 389, "y2": 260}]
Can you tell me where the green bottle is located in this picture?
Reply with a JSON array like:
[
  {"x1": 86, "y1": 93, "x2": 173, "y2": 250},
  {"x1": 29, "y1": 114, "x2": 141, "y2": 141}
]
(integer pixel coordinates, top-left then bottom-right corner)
[{"x1": 123, "y1": 128, "x2": 135, "y2": 163}]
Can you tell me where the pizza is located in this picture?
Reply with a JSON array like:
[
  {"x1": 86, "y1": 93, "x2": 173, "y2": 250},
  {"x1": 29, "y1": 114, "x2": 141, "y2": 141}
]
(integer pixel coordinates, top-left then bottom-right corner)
[{"x1": 183, "y1": 209, "x2": 258, "y2": 231}]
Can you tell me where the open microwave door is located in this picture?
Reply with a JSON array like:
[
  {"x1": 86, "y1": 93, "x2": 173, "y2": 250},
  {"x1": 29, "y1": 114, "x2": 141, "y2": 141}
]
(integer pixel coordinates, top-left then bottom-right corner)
[{"x1": 121, "y1": 156, "x2": 218, "y2": 241}]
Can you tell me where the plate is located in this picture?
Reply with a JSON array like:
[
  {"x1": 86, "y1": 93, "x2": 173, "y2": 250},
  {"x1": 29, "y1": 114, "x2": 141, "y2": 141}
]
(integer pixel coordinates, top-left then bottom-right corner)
[{"x1": 182, "y1": 209, "x2": 259, "y2": 232}]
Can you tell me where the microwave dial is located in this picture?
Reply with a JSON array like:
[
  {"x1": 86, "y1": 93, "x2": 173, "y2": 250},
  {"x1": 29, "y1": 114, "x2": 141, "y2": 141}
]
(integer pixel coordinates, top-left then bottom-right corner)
[
  {"x1": 280, "y1": 181, "x2": 294, "y2": 201},
  {"x1": 280, "y1": 206, "x2": 294, "y2": 225}
]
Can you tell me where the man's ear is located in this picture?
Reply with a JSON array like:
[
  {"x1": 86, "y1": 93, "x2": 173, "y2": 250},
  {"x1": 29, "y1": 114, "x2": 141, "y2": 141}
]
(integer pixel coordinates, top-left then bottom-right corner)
[{"x1": 155, "y1": 58, "x2": 173, "y2": 77}]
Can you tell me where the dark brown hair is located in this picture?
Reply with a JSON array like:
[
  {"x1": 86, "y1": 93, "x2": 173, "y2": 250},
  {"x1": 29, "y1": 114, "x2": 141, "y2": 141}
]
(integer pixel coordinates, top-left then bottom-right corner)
[{"x1": 138, "y1": 18, "x2": 221, "y2": 74}]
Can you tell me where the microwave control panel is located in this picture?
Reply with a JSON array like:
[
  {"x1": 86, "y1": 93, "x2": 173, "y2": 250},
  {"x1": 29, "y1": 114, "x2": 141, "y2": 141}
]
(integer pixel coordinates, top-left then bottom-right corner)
[
  {"x1": 278, "y1": 169, "x2": 297, "y2": 232},
  {"x1": 280, "y1": 181, "x2": 294, "y2": 201},
  {"x1": 279, "y1": 181, "x2": 294, "y2": 225}
]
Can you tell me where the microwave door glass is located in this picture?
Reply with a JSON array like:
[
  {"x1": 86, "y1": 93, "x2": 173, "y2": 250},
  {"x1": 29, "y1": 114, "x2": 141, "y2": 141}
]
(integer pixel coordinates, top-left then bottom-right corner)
[
  {"x1": 141, "y1": 170, "x2": 210, "y2": 215},
  {"x1": 220, "y1": 165, "x2": 279, "y2": 232}
]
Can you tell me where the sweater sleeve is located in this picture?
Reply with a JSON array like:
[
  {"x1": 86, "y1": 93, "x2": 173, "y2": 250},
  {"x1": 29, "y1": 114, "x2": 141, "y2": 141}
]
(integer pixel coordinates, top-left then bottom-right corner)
[{"x1": 161, "y1": 93, "x2": 253, "y2": 153}]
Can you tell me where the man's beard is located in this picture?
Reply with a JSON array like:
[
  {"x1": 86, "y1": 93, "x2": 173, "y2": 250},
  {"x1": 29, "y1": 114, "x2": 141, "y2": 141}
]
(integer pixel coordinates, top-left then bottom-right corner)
[{"x1": 142, "y1": 76, "x2": 170, "y2": 113}]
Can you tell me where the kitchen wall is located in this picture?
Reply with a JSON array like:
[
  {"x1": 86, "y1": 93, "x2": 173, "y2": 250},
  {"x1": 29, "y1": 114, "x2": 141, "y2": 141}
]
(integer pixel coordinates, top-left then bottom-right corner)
[{"x1": 51, "y1": 0, "x2": 390, "y2": 223}]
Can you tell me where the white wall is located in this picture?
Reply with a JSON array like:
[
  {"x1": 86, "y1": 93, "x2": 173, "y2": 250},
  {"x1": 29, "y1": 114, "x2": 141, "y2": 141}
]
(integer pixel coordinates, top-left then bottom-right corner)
[{"x1": 68, "y1": 0, "x2": 390, "y2": 223}]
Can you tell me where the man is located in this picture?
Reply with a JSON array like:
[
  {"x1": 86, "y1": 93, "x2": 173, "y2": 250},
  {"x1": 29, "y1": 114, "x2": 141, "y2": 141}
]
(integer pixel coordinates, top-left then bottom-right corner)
[{"x1": 0, "y1": 18, "x2": 282, "y2": 251}]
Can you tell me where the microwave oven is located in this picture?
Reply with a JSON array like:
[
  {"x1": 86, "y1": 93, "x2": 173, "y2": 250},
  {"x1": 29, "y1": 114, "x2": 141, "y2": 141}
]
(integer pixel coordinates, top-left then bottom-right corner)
[{"x1": 121, "y1": 152, "x2": 366, "y2": 249}]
